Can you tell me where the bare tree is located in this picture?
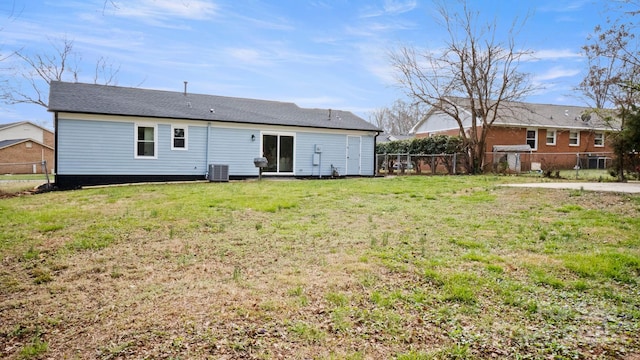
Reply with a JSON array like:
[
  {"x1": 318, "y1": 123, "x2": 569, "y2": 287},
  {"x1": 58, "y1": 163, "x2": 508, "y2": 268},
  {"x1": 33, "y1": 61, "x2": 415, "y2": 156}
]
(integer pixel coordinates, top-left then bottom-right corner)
[
  {"x1": 1, "y1": 37, "x2": 119, "y2": 108},
  {"x1": 579, "y1": 0, "x2": 640, "y2": 180},
  {"x1": 369, "y1": 99, "x2": 424, "y2": 135},
  {"x1": 389, "y1": 0, "x2": 533, "y2": 173},
  {"x1": 0, "y1": 0, "x2": 21, "y2": 62}
]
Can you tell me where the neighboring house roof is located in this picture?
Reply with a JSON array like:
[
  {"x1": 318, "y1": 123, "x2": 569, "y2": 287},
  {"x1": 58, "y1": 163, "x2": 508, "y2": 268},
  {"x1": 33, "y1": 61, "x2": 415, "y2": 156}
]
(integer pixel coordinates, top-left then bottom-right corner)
[
  {"x1": 410, "y1": 98, "x2": 620, "y2": 134},
  {"x1": 376, "y1": 132, "x2": 413, "y2": 143},
  {"x1": 48, "y1": 81, "x2": 381, "y2": 132},
  {"x1": 0, "y1": 139, "x2": 27, "y2": 149},
  {"x1": 0, "y1": 121, "x2": 53, "y2": 133},
  {"x1": 0, "y1": 138, "x2": 54, "y2": 150}
]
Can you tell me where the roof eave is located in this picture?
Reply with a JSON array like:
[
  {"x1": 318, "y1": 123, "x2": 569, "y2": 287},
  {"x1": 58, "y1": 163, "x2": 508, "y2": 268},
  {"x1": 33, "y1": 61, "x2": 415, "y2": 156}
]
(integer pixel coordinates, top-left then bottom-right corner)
[
  {"x1": 52, "y1": 110, "x2": 381, "y2": 133},
  {"x1": 496, "y1": 122, "x2": 620, "y2": 131}
]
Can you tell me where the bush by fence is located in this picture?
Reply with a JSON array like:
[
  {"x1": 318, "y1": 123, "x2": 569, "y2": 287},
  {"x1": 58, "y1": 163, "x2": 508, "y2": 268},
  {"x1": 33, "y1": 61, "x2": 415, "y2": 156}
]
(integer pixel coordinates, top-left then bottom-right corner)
[
  {"x1": 376, "y1": 153, "x2": 466, "y2": 175},
  {"x1": 376, "y1": 135, "x2": 464, "y2": 155},
  {"x1": 376, "y1": 135, "x2": 467, "y2": 175}
]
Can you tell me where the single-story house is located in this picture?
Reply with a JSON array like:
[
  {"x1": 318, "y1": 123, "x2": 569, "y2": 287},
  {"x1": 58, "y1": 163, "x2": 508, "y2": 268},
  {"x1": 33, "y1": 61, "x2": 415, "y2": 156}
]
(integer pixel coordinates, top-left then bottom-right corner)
[
  {"x1": 409, "y1": 98, "x2": 619, "y2": 171},
  {"x1": 48, "y1": 81, "x2": 381, "y2": 188},
  {"x1": 0, "y1": 121, "x2": 55, "y2": 174}
]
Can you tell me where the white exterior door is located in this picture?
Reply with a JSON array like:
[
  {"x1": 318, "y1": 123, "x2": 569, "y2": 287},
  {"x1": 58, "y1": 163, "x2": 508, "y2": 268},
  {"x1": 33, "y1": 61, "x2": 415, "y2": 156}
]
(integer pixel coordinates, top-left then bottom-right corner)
[{"x1": 346, "y1": 136, "x2": 361, "y2": 175}]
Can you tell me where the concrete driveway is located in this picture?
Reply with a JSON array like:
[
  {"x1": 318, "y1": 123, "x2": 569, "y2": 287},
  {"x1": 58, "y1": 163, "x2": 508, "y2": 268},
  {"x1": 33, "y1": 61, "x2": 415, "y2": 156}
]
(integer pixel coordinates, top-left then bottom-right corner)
[{"x1": 503, "y1": 182, "x2": 640, "y2": 193}]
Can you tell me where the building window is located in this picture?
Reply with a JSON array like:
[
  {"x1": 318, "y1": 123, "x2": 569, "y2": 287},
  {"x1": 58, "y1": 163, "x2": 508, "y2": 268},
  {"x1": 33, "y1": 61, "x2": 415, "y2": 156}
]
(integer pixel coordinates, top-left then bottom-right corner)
[
  {"x1": 172, "y1": 126, "x2": 187, "y2": 150},
  {"x1": 545, "y1": 129, "x2": 556, "y2": 145},
  {"x1": 594, "y1": 132, "x2": 604, "y2": 147},
  {"x1": 569, "y1": 131, "x2": 580, "y2": 146},
  {"x1": 135, "y1": 124, "x2": 157, "y2": 158},
  {"x1": 526, "y1": 129, "x2": 537, "y2": 150}
]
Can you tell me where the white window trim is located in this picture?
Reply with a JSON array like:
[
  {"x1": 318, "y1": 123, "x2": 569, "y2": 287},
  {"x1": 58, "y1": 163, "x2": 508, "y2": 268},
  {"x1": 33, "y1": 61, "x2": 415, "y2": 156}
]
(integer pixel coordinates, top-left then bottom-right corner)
[
  {"x1": 569, "y1": 130, "x2": 580, "y2": 147},
  {"x1": 134, "y1": 123, "x2": 158, "y2": 159},
  {"x1": 545, "y1": 129, "x2": 556, "y2": 146},
  {"x1": 171, "y1": 125, "x2": 188, "y2": 151},
  {"x1": 594, "y1": 132, "x2": 605, "y2": 147},
  {"x1": 526, "y1": 129, "x2": 538, "y2": 151}
]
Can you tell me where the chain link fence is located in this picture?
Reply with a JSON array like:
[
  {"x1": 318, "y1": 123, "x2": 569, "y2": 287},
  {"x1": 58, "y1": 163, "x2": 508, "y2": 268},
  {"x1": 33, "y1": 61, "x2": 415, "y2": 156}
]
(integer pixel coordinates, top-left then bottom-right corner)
[
  {"x1": 485, "y1": 151, "x2": 614, "y2": 174},
  {"x1": 0, "y1": 160, "x2": 53, "y2": 191},
  {"x1": 377, "y1": 152, "x2": 615, "y2": 176},
  {"x1": 0, "y1": 160, "x2": 52, "y2": 175},
  {"x1": 376, "y1": 153, "x2": 465, "y2": 175}
]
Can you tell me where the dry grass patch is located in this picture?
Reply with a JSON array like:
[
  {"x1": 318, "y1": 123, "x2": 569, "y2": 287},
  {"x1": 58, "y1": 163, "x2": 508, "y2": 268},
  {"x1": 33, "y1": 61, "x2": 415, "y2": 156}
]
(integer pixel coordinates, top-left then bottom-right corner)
[{"x1": 1, "y1": 176, "x2": 639, "y2": 359}]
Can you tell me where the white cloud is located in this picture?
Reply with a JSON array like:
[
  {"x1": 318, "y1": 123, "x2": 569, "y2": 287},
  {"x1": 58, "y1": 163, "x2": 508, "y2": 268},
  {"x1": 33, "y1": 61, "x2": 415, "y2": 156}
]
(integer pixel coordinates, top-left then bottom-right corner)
[
  {"x1": 525, "y1": 49, "x2": 583, "y2": 62},
  {"x1": 366, "y1": 63, "x2": 397, "y2": 85},
  {"x1": 112, "y1": 0, "x2": 218, "y2": 21},
  {"x1": 533, "y1": 66, "x2": 581, "y2": 82},
  {"x1": 345, "y1": 20, "x2": 414, "y2": 37},
  {"x1": 226, "y1": 48, "x2": 266, "y2": 66},
  {"x1": 383, "y1": 0, "x2": 417, "y2": 15},
  {"x1": 360, "y1": 0, "x2": 417, "y2": 18},
  {"x1": 537, "y1": 1, "x2": 589, "y2": 13},
  {"x1": 232, "y1": 14, "x2": 294, "y2": 31}
]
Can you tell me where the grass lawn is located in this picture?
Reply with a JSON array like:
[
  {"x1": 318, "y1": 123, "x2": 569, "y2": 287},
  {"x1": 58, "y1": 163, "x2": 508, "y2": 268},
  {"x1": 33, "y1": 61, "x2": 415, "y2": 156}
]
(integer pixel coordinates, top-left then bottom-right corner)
[{"x1": 0, "y1": 176, "x2": 639, "y2": 359}]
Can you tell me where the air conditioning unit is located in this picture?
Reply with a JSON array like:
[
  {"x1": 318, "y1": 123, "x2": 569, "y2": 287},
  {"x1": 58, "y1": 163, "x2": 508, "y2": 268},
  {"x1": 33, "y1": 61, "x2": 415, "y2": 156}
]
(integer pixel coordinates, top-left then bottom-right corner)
[{"x1": 208, "y1": 164, "x2": 229, "y2": 182}]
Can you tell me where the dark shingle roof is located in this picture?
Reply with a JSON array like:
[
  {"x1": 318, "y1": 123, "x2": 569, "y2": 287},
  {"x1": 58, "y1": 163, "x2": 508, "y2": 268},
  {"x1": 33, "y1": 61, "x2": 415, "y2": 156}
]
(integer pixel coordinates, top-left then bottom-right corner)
[
  {"x1": 410, "y1": 97, "x2": 620, "y2": 134},
  {"x1": 450, "y1": 97, "x2": 619, "y2": 130},
  {"x1": 0, "y1": 138, "x2": 27, "y2": 149},
  {"x1": 48, "y1": 81, "x2": 380, "y2": 132}
]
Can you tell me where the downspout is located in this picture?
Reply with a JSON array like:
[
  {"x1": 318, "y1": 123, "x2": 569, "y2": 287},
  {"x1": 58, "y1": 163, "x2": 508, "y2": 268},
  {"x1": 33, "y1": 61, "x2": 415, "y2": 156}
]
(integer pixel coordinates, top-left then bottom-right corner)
[
  {"x1": 205, "y1": 122, "x2": 211, "y2": 178},
  {"x1": 54, "y1": 112, "x2": 59, "y2": 181},
  {"x1": 373, "y1": 131, "x2": 380, "y2": 176}
]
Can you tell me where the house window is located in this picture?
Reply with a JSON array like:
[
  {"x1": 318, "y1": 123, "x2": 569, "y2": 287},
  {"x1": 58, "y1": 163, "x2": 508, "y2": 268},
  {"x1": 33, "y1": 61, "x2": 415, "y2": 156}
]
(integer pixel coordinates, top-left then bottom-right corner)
[
  {"x1": 172, "y1": 126, "x2": 187, "y2": 150},
  {"x1": 526, "y1": 129, "x2": 537, "y2": 150},
  {"x1": 594, "y1": 132, "x2": 604, "y2": 147},
  {"x1": 546, "y1": 129, "x2": 556, "y2": 145},
  {"x1": 135, "y1": 124, "x2": 157, "y2": 158},
  {"x1": 262, "y1": 133, "x2": 295, "y2": 173},
  {"x1": 569, "y1": 131, "x2": 580, "y2": 146}
]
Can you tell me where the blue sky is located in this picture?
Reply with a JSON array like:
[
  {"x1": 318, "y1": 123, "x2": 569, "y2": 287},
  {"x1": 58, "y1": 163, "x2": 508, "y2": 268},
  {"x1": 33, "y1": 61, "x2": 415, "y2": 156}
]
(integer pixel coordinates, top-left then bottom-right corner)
[{"x1": 0, "y1": 0, "x2": 628, "y2": 128}]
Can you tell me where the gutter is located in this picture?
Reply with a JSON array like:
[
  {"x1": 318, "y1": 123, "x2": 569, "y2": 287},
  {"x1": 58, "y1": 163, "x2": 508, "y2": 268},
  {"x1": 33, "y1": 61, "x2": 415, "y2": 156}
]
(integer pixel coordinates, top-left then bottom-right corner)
[
  {"x1": 205, "y1": 122, "x2": 211, "y2": 178},
  {"x1": 54, "y1": 112, "x2": 59, "y2": 178}
]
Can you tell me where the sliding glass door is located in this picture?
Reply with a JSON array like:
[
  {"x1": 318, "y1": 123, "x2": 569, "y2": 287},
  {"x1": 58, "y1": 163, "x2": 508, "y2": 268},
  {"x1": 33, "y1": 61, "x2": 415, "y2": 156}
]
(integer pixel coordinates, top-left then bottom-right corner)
[{"x1": 262, "y1": 133, "x2": 294, "y2": 174}]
